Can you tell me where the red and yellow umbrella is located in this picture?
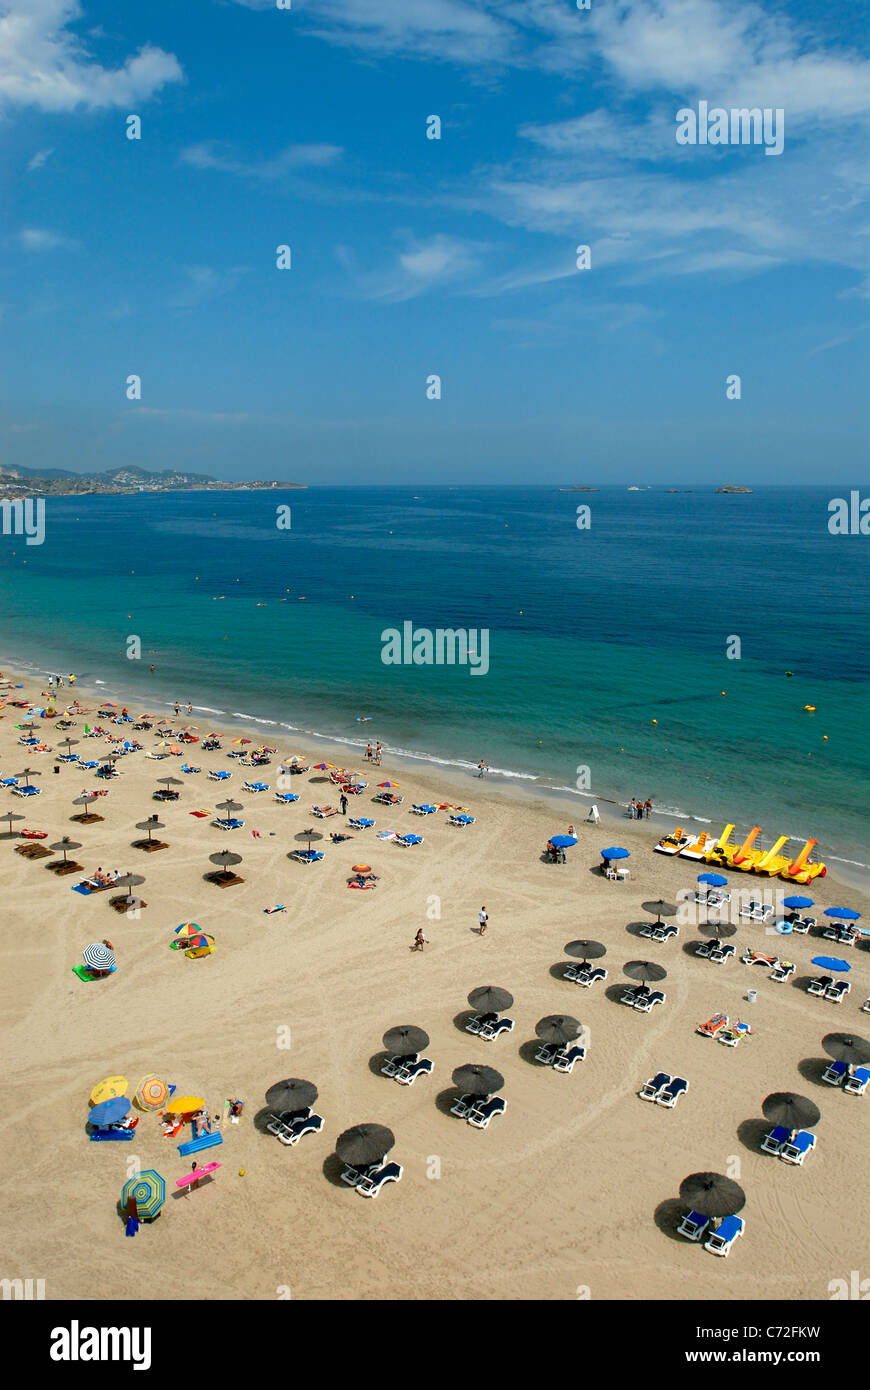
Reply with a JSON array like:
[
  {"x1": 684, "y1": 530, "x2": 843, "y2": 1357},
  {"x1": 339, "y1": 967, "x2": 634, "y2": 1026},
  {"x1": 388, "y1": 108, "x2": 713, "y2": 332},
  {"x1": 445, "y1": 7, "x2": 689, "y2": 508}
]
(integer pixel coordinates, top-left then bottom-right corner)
[{"x1": 135, "y1": 1074, "x2": 170, "y2": 1111}]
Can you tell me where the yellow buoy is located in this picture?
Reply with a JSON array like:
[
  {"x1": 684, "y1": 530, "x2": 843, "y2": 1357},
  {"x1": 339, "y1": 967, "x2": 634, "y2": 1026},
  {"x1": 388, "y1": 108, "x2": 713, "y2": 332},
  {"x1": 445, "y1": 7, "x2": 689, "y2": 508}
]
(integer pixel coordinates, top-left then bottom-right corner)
[
  {"x1": 239, "y1": 1169, "x2": 246, "y2": 1176},
  {"x1": 823, "y1": 734, "x2": 828, "y2": 741},
  {"x1": 720, "y1": 690, "x2": 726, "y2": 696},
  {"x1": 652, "y1": 719, "x2": 657, "y2": 725},
  {"x1": 804, "y1": 705, "x2": 816, "y2": 712}
]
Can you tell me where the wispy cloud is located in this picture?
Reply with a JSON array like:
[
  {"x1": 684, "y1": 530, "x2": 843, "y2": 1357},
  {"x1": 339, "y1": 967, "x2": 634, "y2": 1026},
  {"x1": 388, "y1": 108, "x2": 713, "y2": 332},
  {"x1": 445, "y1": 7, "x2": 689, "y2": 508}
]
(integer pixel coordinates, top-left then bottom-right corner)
[
  {"x1": 336, "y1": 233, "x2": 486, "y2": 302},
  {"x1": 17, "y1": 226, "x2": 73, "y2": 251},
  {"x1": 0, "y1": 0, "x2": 183, "y2": 112},
  {"x1": 179, "y1": 141, "x2": 343, "y2": 179},
  {"x1": 167, "y1": 265, "x2": 251, "y2": 310},
  {"x1": 27, "y1": 148, "x2": 53, "y2": 171}
]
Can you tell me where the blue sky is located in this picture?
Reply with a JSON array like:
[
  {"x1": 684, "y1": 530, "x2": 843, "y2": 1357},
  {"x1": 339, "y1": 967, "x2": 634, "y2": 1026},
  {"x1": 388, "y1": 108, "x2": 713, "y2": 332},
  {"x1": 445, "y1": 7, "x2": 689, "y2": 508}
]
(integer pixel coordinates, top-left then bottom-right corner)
[{"x1": 2, "y1": 0, "x2": 869, "y2": 483}]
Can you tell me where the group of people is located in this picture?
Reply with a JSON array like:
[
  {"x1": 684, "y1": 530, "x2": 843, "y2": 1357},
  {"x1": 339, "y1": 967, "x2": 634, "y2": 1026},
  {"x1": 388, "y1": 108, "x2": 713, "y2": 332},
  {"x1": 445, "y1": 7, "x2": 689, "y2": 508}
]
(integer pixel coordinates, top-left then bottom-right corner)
[
  {"x1": 628, "y1": 798, "x2": 653, "y2": 819},
  {"x1": 88, "y1": 867, "x2": 121, "y2": 886},
  {"x1": 174, "y1": 701, "x2": 194, "y2": 717},
  {"x1": 364, "y1": 742, "x2": 383, "y2": 764},
  {"x1": 47, "y1": 672, "x2": 76, "y2": 689}
]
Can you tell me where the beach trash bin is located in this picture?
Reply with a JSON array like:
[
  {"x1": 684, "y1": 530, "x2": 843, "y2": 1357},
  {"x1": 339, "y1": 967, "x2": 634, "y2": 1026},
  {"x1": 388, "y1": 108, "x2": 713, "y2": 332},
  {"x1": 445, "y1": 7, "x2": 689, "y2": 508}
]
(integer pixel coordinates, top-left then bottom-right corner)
[
  {"x1": 53, "y1": 764, "x2": 60, "y2": 774},
  {"x1": 746, "y1": 988, "x2": 758, "y2": 1004}
]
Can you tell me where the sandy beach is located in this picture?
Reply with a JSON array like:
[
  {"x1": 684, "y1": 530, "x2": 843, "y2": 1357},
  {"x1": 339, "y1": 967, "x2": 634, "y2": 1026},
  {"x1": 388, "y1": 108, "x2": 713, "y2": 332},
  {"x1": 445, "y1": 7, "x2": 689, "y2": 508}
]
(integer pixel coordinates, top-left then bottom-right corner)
[{"x1": 2, "y1": 662, "x2": 868, "y2": 1303}]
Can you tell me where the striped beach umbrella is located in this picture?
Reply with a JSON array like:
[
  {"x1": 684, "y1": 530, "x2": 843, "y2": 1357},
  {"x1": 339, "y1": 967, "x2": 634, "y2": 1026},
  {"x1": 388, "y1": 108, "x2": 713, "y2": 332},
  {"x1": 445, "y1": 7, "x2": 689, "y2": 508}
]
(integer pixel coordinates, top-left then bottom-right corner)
[
  {"x1": 121, "y1": 1170, "x2": 165, "y2": 1220},
  {"x1": 378, "y1": 780, "x2": 399, "y2": 789},
  {"x1": 135, "y1": 1075, "x2": 170, "y2": 1111},
  {"x1": 90, "y1": 1076, "x2": 127, "y2": 1106},
  {"x1": 82, "y1": 942, "x2": 115, "y2": 971},
  {"x1": 174, "y1": 923, "x2": 200, "y2": 935}
]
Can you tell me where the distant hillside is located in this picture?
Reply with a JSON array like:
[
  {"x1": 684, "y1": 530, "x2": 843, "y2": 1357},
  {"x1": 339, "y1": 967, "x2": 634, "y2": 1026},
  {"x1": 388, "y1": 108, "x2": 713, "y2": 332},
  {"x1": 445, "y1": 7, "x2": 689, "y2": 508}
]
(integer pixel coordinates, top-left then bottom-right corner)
[{"x1": 0, "y1": 464, "x2": 304, "y2": 494}]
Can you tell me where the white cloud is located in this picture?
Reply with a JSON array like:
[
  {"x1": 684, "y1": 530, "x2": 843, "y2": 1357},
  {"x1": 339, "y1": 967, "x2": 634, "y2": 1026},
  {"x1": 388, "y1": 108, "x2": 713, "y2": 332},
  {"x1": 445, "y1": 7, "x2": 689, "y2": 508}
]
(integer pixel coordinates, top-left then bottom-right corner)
[
  {"x1": 27, "y1": 147, "x2": 53, "y2": 170},
  {"x1": 179, "y1": 141, "x2": 342, "y2": 178},
  {"x1": 337, "y1": 232, "x2": 484, "y2": 301},
  {"x1": 17, "y1": 226, "x2": 71, "y2": 250},
  {"x1": 0, "y1": 0, "x2": 183, "y2": 112}
]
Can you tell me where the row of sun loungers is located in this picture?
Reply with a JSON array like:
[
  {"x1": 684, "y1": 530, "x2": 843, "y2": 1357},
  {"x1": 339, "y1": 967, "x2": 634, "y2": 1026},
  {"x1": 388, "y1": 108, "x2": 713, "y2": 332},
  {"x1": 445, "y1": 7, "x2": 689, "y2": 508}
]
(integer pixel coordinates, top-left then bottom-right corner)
[
  {"x1": 638, "y1": 922, "x2": 678, "y2": 942},
  {"x1": 760, "y1": 1127, "x2": 817, "y2": 1164},
  {"x1": 678, "y1": 1211, "x2": 744, "y2": 1256},
  {"x1": 449, "y1": 1094, "x2": 506, "y2": 1128},
  {"x1": 380, "y1": 1053, "x2": 434, "y2": 1085},
  {"x1": 822, "y1": 1061, "x2": 869, "y2": 1094},
  {"x1": 807, "y1": 977, "x2": 850, "y2": 1002},
  {"x1": 562, "y1": 964, "x2": 607, "y2": 987},
  {"x1": 340, "y1": 1161, "x2": 403, "y2": 1198},
  {"x1": 695, "y1": 940, "x2": 735, "y2": 962},
  {"x1": 266, "y1": 1108, "x2": 325, "y2": 1146},
  {"x1": 535, "y1": 1042, "x2": 586, "y2": 1073},
  {"x1": 621, "y1": 986, "x2": 665, "y2": 1012},
  {"x1": 638, "y1": 1072, "x2": 689, "y2": 1107},
  {"x1": 465, "y1": 1012, "x2": 515, "y2": 1039}
]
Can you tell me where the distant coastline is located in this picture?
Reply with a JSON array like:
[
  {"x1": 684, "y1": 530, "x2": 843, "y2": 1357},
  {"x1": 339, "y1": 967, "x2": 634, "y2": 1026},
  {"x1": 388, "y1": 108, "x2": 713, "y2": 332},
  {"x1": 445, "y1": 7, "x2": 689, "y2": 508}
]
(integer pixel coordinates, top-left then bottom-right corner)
[{"x1": 0, "y1": 464, "x2": 306, "y2": 497}]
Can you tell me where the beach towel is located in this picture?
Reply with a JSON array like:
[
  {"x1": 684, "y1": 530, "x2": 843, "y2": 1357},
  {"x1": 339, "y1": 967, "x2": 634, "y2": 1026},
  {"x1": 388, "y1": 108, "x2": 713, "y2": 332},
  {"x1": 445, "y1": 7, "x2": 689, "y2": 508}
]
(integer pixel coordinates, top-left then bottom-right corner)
[
  {"x1": 72, "y1": 883, "x2": 92, "y2": 896},
  {"x1": 189, "y1": 810, "x2": 211, "y2": 818},
  {"x1": 377, "y1": 831, "x2": 399, "y2": 840}
]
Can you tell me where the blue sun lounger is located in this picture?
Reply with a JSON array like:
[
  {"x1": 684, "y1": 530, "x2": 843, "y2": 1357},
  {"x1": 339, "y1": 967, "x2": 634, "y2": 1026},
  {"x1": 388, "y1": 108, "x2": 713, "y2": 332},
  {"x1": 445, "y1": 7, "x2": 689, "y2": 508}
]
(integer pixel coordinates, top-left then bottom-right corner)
[
  {"x1": 844, "y1": 1067, "x2": 869, "y2": 1096},
  {"x1": 243, "y1": 781, "x2": 269, "y2": 792},
  {"x1": 822, "y1": 1060, "x2": 848, "y2": 1086},
  {"x1": 638, "y1": 1072, "x2": 671, "y2": 1101},
  {"x1": 411, "y1": 804, "x2": 437, "y2": 815},
  {"x1": 760, "y1": 1124, "x2": 789, "y2": 1155},
  {"x1": 396, "y1": 834, "x2": 423, "y2": 847},
  {"x1": 208, "y1": 769, "x2": 231, "y2": 781},
  {"x1": 466, "y1": 1096, "x2": 506, "y2": 1129},
  {"x1": 348, "y1": 817, "x2": 375, "y2": 829},
  {"x1": 656, "y1": 1076, "x2": 688, "y2": 1107},
  {"x1": 291, "y1": 849, "x2": 324, "y2": 863},
  {"x1": 275, "y1": 792, "x2": 299, "y2": 804},
  {"x1": 356, "y1": 1162, "x2": 403, "y2": 1198},
  {"x1": 181, "y1": 764, "x2": 201, "y2": 774},
  {"x1": 677, "y1": 1210, "x2": 710, "y2": 1241},
  {"x1": 449, "y1": 813, "x2": 475, "y2": 827},
  {"x1": 214, "y1": 817, "x2": 244, "y2": 831},
  {"x1": 780, "y1": 1130, "x2": 816, "y2": 1165},
  {"x1": 704, "y1": 1214, "x2": 745, "y2": 1256}
]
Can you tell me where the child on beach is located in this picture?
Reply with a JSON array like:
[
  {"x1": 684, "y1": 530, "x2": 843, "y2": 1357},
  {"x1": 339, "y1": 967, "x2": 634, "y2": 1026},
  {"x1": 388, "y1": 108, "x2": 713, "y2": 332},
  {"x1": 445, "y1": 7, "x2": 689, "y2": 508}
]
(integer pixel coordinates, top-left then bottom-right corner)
[
  {"x1": 479, "y1": 907, "x2": 488, "y2": 936},
  {"x1": 412, "y1": 928, "x2": 427, "y2": 952}
]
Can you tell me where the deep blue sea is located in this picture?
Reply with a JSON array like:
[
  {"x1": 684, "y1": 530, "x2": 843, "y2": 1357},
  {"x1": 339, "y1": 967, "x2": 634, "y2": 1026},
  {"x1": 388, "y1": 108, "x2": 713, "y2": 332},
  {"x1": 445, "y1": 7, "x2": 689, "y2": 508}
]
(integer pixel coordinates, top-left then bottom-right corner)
[{"x1": 1, "y1": 485, "x2": 868, "y2": 866}]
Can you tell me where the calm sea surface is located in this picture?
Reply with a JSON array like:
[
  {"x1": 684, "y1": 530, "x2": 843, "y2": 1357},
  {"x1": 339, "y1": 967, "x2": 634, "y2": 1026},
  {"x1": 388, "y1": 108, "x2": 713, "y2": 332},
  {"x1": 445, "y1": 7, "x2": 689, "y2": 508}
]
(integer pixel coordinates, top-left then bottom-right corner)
[{"x1": 0, "y1": 485, "x2": 867, "y2": 866}]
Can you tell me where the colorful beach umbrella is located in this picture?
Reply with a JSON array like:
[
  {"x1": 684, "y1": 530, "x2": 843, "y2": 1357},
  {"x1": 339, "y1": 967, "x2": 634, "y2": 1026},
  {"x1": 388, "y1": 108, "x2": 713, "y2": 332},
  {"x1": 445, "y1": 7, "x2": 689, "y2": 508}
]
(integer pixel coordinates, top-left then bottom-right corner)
[
  {"x1": 165, "y1": 1095, "x2": 203, "y2": 1115},
  {"x1": 601, "y1": 846, "x2": 629, "y2": 859},
  {"x1": 174, "y1": 922, "x2": 200, "y2": 935},
  {"x1": 121, "y1": 1170, "x2": 165, "y2": 1220},
  {"x1": 812, "y1": 956, "x2": 851, "y2": 973},
  {"x1": 823, "y1": 908, "x2": 861, "y2": 920},
  {"x1": 135, "y1": 1075, "x2": 170, "y2": 1111},
  {"x1": 82, "y1": 942, "x2": 115, "y2": 971},
  {"x1": 351, "y1": 864, "x2": 372, "y2": 873},
  {"x1": 783, "y1": 896, "x2": 814, "y2": 909},
  {"x1": 698, "y1": 872, "x2": 728, "y2": 886},
  {"x1": 378, "y1": 780, "x2": 399, "y2": 789},
  {"x1": 231, "y1": 738, "x2": 252, "y2": 746},
  {"x1": 88, "y1": 1096, "x2": 130, "y2": 1126},
  {"x1": 313, "y1": 762, "x2": 334, "y2": 771},
  {"x1": 90, "y1": 1076, "x2": 127, "y2": 1106}
]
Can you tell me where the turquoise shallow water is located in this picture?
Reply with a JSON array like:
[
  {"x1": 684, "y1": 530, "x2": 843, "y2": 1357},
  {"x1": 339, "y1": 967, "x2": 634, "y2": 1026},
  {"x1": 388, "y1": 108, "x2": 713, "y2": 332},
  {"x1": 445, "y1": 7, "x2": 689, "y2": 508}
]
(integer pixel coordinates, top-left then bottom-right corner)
[{"x1": 0, "y1": 484, "x2": 867, "y2": 866}]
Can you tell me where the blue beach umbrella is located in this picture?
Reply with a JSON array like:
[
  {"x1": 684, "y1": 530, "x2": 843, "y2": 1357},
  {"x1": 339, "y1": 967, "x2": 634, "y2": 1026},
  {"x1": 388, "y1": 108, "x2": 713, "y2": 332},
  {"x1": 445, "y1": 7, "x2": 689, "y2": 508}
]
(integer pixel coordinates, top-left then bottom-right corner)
[
  {"x1": 783, "y1": 896, "x2": 813, "y2": 910},
  {"x1": 88, "y1": 1096, "x2": 130, "y2": 1126},
  {"x1": 811, "y1": 956, "x2": 851, "y2": 973},
  {"x1": 698, "y1": 872, "x2": 727, "y2": 887},
  {"x1": 602, "y1": 847, "x2": 629, "y2": 860},
  {"x1": 824, "y1": 908, "x2": 861, "y2": 921},
  {"x1": 550, "y1": 835, "x2": 577, "y2": 849}
]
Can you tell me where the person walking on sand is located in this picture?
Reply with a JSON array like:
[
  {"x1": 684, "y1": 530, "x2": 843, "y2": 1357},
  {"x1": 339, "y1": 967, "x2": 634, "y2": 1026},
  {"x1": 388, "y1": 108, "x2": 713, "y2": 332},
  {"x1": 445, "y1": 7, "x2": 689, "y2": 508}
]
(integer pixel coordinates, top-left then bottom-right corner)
[
  {"x1": 477, "y1": 759, "x2": 487, "y2": 778},
  {"x1": 479, "y1": 906, "x2": 488, "y2": 937},
  {"x1": 339, "y1": 791, "x2": 348, "y2": 816},
  {"x1": 412, "y1": 927, "x2": 427, "y2": 952}
]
